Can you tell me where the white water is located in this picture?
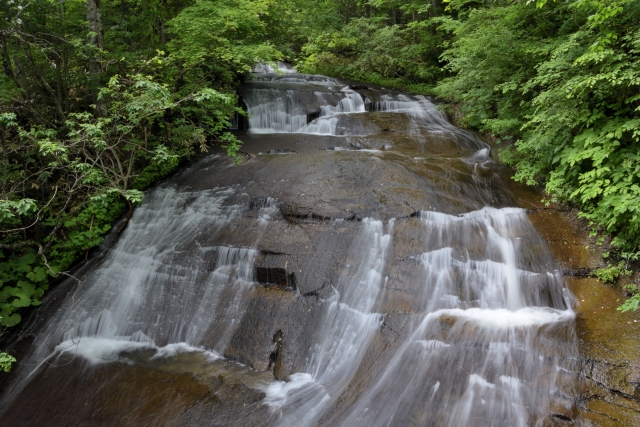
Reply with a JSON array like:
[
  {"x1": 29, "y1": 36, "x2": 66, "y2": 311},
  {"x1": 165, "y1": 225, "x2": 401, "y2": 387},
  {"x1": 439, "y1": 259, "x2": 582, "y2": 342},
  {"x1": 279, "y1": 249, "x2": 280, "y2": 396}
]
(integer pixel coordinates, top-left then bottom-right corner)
[
  {"x1": 1, "y1": 185, "x2": 280, "y2": 404},
  {"x1": 245, "y1": 87, "x2": 365, "y2": 135},
  {"x1": 53, "y1": 337, "x2": 221, "y2": 366},
  {"x1": 253, "y1": 62, "x2": 298, "y2": 74},
  {"x1": 335, "y1": 207, "x2": 574, "y2": 427},
  {"x1": 245, "y1": 67, "x2": 456, "y2": 137},
  {"x1": 243, "y1": 74, "x2": 489, "y2": 154},
  {"x1": 263, "y1": 219, "x2": 393, "y2": 426}
]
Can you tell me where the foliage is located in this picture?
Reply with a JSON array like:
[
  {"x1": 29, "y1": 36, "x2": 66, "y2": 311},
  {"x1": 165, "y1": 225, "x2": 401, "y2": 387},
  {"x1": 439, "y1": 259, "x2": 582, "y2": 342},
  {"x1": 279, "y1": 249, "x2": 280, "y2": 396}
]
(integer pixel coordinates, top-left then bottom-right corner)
[
  {"x1": 0, "y1": 314, "x2": 16, "y2": 372},
  {"x1": 432, "y1": 0, "x2": 640, "y2": 256},
  {"x1": 0, "y1": 253, "x2": 53, "y2": 327},
  {"x1": 167, "y1": 0, "x2": 281, "y2": 72},
  {"x1": 0, "y1": 350, "x2": 16, "y2": 373},
  {"x1": 592, "y1": 261, "x2": 631, "y2": 284},
  {"x1": 299, "y1": 0, "x2": 640, "y2": 264},
  {"x1": 290, "y1": 0, "x2": 640, "y2": 313},
  {"x1": 618, "y1": 284, "x2": 640, "y2": 313},
  {"x1": 298, "y1": 1, "x2": 445, "y2": 88},
  {"x1": 301, "y1": 17, "x2": 442, "y2": 86},
  {"x1": 1, "y1": 58, "x2": 243, "y2": 328},
  {"x1": 435, "y1": 2, "x2": 573, "y2": 132}
]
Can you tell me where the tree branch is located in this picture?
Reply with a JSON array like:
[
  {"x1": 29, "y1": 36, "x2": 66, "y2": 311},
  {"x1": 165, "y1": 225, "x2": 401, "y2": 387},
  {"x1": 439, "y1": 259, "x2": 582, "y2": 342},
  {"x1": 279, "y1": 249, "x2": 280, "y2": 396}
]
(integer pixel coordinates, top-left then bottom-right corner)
[{"x1": 0, "y1": 240, "x2": 41, "y2": 250}]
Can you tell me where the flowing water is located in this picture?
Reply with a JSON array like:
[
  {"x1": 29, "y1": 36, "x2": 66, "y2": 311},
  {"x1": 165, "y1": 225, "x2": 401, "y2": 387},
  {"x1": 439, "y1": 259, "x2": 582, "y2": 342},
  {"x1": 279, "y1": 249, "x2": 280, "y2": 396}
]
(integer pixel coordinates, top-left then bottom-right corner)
[{"x1": 0, "y1": 70, "x2": 580, "y2": 426}]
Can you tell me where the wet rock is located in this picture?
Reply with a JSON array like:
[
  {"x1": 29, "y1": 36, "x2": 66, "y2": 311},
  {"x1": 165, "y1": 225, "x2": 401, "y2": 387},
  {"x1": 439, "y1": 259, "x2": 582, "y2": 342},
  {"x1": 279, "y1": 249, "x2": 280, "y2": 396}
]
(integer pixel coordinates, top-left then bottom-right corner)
[
  {"x1": 307, "y1": 111, "x2": 321, "y2": 123},
  {"x1": 269, "y1": 330, "x2": 285, "y2": 380},
  {"x1": 0, "y1": 359, "x2": 215, "y2": 427},
  {"x1": 528, "y1": 210, "x2": 602, "y2": 271},
  {"x1": 551, "y1": 413, "x2": 574, "y2": 422},
  {"x1": 236, "y1": 97, "x2": 249, "y2": 132},
  {"x1": 255, "y1": 267, "x2": 296, "y2": 291},
  {"x1": 563, "y1": 267, "x2": 594, "y2": 277},
  {"x1": 247, "y1": 198, "x2": 279, "y2": 212},
  {"x1": 255, "y1": 266, "x2": 287, "y2": 287},
  {"x1": 526, "y1": 189, "x2": 640, "y2": 426},
  {"x1": 264, "y1": 148, "x2": 296, "y2": 154},
  {"x1": 318, "y1": 312, "x2": 412, "y2": 426},
  {"x1": 222, "y1": 286, "x2": 322, "y2": 378},
  {"x1": 7, "y1": 74, "x2": 638, "y2": 427},
  {"x1": 301, "y1": 281, "x2": 334, "y2": 299},
  {"x1": 281, "y1": 204, "x2": 333, "y2": 221},
  {"x1": 349, "y1": 140, "x2": 365, "y2": 150},
  {"x1": 539, "y1": 412, "x2": 575, "y2": 427}
]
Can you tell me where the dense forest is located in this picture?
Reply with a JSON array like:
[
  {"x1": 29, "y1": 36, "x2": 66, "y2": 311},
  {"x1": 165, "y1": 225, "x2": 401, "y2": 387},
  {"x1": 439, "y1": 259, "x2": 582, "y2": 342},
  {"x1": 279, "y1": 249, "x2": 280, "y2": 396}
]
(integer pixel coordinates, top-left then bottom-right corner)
[{"x1": 1, "y1": 0, "x2": 639, "y2": 368}]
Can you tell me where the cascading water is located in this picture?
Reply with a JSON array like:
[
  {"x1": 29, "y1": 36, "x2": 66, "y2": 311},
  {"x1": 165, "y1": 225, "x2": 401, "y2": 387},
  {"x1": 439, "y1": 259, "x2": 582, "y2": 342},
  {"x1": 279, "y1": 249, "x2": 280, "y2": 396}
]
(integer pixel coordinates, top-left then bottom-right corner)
[
  {"x1": 263, "y1": 219, "x2": 393, "y2": 426},
  {"x1": 334, "y1": 208, "x2": 576, "y2": 427},
  {"x1": 243, "y1": 86, "x2": 366, "y2": 135},
  {"x1": 0, "y1": 68, "x2": 580, "y2": 427},
  {"x1": 252, "y1": 62, "x2": 299, "y2": 74}
]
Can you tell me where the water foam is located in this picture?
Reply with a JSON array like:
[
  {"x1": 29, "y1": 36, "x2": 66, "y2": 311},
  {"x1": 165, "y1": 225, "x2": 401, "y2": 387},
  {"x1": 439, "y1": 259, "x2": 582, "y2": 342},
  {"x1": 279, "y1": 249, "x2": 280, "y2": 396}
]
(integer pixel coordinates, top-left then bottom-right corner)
[
  {"x1": 426, "y1": 306, "x2": 574, "y2": 329},
  {"x1": 54, "y1": 337, "x2": 220, "y2": 365}
]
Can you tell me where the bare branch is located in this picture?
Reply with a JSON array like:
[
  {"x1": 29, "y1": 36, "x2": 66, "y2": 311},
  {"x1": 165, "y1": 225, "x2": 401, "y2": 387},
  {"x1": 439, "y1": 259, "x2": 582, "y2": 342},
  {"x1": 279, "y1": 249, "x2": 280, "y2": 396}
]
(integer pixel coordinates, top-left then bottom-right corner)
[{"x1": 0, "y1": 240, "x2": 41, "y2": 250}]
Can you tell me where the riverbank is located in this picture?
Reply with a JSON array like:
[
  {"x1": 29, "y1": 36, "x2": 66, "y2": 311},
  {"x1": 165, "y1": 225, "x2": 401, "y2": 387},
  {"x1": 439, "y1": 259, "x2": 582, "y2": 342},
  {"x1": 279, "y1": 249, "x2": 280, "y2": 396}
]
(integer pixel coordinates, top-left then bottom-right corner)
[{"x1": 507, "y1": 174, "x2": 640, "y2": 426}]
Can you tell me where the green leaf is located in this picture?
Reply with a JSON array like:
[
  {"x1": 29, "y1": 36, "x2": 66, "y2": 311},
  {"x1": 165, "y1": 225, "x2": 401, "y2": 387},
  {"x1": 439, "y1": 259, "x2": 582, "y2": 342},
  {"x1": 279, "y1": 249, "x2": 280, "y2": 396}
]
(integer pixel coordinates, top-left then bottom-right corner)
[
  {"x1": 0, "y1": 313, "x2": 21, "y2": 327},
  {"x1": 0, "y1": 351, "x2": 17, "y2": 373},
  {"x1": 26, "y1": 266, "x2": 46, "y2": 283}
]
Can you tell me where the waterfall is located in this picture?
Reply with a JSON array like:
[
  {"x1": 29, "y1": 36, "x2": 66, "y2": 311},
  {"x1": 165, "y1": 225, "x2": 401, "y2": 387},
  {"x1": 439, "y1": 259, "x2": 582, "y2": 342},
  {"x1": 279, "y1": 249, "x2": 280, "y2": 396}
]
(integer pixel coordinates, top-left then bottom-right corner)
[{"x1": 1, "y1": 69, "x2": 580, "y2": 427}]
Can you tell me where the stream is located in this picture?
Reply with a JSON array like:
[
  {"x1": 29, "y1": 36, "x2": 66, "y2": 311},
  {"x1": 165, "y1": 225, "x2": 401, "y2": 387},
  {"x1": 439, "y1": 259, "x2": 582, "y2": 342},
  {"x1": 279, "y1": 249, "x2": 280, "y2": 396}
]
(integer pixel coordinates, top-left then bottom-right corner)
[{"x1": 0, "y1": 69, "x2": 610, "y2": 426}]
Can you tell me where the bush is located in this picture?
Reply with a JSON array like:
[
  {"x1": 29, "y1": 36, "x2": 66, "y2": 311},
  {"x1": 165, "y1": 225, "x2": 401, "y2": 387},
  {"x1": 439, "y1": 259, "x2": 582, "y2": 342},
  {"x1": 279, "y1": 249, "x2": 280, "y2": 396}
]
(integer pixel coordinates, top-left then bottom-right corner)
[
  {"x1": 618, "y1": 284, "x2": 640, "y2": 312},
  {"x1": 592, "y1": 261, "x2": 631, "y2": 284}
]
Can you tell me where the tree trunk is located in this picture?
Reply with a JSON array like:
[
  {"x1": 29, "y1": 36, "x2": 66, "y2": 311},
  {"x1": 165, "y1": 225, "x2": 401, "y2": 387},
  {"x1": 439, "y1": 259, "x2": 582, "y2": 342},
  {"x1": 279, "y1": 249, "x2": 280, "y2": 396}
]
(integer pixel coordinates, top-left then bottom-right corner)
[
  {"x1": 1, "y1": 33, "x2": 16, "y2": 83},
  {"x1": 430, "y1": 0, "x2": 439, "y2": 17},
  {"x1": 21, "y1": 41, "x2": 67, "y2": 123},
  {"x1": 121, "y1": 0, "x2": 127, "y2": 23},
  {"x1": 1, "y1": 127, "x2": 9, "y2": 168},
  {"x1": 86, "y1": 0, "x2": 106, "y2": 115}
]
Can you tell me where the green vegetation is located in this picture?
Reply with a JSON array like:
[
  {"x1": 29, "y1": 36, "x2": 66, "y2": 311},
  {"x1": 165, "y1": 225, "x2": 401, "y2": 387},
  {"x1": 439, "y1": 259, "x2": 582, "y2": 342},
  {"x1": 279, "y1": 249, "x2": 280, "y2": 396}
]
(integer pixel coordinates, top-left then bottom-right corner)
[
  {"x1": 618, "y1": 284, "x2": 640, "y2": 312},
  {"x1": 0, "y1": 350, "x2": 16, "y2": 373},
  {"x1": 1, "y1": 316, "x2": 15, "y2": 372},
  {"x1": 592, "y1": 261, "x2": 631, "y2": 284},
  {"x1": 296, "y1": 1, "x2": 640, "y2": 256},
  {"x1": 2, "y1": 0, "x2": 640, "y2": 368}
]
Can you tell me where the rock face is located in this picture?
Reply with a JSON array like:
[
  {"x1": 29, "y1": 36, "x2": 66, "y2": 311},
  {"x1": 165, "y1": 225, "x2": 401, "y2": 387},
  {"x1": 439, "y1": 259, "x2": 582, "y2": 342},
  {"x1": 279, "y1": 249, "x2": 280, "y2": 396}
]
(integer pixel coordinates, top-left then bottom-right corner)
[{"x1": 1, "y1": 72, "x2": 638, "y2": 427}]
